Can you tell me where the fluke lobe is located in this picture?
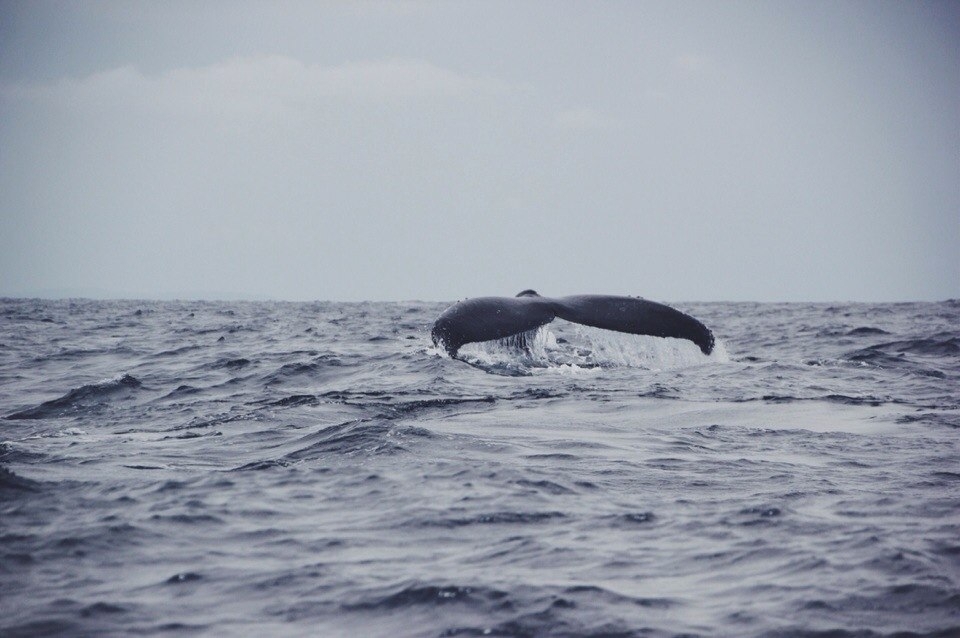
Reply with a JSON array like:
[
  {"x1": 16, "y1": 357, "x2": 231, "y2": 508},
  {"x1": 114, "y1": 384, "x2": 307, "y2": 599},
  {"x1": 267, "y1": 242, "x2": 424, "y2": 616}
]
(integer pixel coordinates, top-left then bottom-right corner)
[{"x1": 431, "y1": 290, "x2": 715, "y2": 358}]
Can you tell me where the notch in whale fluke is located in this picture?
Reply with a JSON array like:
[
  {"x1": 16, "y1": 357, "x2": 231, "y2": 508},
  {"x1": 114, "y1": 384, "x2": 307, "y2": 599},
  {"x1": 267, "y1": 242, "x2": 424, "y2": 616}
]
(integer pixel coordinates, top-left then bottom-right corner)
[{"x1": 431, "y1": 291, "x2": 715, "y2": 358}]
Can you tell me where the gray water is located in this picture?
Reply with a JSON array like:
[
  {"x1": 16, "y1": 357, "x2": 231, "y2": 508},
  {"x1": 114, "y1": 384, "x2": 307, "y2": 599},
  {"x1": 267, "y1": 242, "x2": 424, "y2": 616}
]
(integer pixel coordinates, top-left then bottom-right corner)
[{"x1": 1, "y1": 298, "x2": 958, "y2": 637}]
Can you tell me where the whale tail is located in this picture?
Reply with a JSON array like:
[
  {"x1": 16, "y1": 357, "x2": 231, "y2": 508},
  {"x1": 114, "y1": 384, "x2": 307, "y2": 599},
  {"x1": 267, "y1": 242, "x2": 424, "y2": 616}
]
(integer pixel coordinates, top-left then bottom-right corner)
[
  {"x1": 432, "y1": 292, "x2": 714, "y2": 358},
  {"x1": 552, "y1": 295, "x2": 714, "y2": 355}
]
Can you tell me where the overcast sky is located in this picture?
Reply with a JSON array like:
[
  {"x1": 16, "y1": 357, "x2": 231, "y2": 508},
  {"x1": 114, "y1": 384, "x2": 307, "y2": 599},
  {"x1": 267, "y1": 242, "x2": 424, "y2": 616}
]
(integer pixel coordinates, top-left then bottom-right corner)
[{"x1": 1, "y1": 1, "x2": 957, "y2": 302}]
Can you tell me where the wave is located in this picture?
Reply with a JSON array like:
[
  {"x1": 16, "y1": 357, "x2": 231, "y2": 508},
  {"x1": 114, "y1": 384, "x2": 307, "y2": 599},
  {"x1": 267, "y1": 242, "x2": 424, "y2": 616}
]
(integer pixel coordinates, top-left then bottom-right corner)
[
  {"x1": 260, "y1": 394, "x2": 320, "y2": 408},
  {"x1": 800, "y1": 583, "x2": 960, "y2": 620},
  {"x1": 417, "y1": 510, "x2": 567, "y2": 528},
  {"x1": 0, "y1": 465, "x2": 38, "y2": 492},
  {"x1": 844, "y1": 338, "x2": 958, "y2": 380},
  {"x1": 381, "y1": 396, "x2": 496, "y2": 417},
  {"x1": 150, "y1": 344, "x2": 202, "y2": 357},
  {"x1": 161, "y1": 384, "x2": 202, "y2": 399},
  {"x1": 5, "y1": 374, "x2": 143, "y2": 420},
  {"x1": 212, "y1": 357, "x2": 252, "y2": 370},
  {"x1": 339, "y1": 580, "x2": 679, "y2": 637},
  {"x1": 849, "y1": 336, "x2": 960, "y2": 359},
  {"x1": 896, "y1": 412, "x2": 960, "y2": 428},
  {"x1": 252, "y1": 392, "x2": 502, "y2": 415},
  {"x1": 737, "y1": 393, "x2": 892, "y2": 407},
  {"x1": 30, "y1": 345, "x2": 137, "y2": 364},
  {"x1": 846, "y1": 326, "x2": 890, "y2": 336},
  {"x1": 233, "y1": 388, "x2": 576, "y2": 469},
  {"x1": 280, "y1": 419, "x2": 405, "y2": 460},
  {"x1": 342, "y1": 583, "x2": 511, "y2": 611},
  {"x1": 261, "y1": 355, "x2": 344, "y2": 385}
]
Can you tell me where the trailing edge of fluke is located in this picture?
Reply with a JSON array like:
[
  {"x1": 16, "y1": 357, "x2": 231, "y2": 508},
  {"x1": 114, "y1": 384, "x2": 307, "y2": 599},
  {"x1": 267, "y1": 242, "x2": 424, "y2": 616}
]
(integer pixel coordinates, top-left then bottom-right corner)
[{"x1": 431, "y1": 290, "x2": 715, "y2": 358}]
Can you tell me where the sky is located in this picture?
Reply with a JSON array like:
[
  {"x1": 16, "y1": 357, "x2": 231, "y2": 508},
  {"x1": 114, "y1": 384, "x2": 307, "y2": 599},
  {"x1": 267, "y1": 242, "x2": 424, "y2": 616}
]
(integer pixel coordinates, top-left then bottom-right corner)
[{"x1": 0, "y1": 0, "x2": 957, "y2": 302}]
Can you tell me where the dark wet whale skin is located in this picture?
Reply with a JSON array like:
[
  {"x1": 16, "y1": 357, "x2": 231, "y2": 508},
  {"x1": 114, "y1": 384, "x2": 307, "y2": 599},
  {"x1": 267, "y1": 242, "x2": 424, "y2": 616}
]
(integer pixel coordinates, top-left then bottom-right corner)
[{"x1": 431, "y1": 290, "x2": 715, "y2": 357}]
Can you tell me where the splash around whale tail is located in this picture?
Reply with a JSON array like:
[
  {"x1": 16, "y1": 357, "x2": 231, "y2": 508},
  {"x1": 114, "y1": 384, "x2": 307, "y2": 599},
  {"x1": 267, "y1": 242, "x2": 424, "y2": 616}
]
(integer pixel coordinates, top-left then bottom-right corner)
[{"x1": 431, "y1": 292, "x2": 714, "y2": 358}]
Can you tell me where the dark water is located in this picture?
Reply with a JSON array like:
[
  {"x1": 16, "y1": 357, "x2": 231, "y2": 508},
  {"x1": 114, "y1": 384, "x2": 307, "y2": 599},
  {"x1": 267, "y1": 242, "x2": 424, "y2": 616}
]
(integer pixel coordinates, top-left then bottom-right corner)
[{"x1": 1, "y1": 298, "x2": 958, "y2": 637}]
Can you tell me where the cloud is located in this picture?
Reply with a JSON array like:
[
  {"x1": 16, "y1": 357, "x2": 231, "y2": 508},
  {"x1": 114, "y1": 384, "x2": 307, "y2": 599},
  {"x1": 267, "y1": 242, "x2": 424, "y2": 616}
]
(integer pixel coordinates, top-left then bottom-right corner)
[
  {"x1": 2, "y1": 56, "x2": 517, "y2": 124},
  {"x1": 0, "y1": 54, "x2": 546, "y2": 300}
]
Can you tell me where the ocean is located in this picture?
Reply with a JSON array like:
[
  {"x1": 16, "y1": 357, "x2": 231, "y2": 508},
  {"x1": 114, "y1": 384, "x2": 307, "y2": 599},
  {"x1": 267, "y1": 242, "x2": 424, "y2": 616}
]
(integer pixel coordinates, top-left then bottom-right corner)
[{"x1": 1, "y1": 298, "x2": 958, "y2": 637}]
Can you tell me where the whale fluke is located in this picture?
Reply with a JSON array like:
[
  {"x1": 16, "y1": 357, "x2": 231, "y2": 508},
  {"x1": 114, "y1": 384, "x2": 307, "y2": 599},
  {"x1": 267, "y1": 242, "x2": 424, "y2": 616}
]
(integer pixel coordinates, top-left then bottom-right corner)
[{"x1": 431, "y1": 292, "x2": 714, "y2": 358}]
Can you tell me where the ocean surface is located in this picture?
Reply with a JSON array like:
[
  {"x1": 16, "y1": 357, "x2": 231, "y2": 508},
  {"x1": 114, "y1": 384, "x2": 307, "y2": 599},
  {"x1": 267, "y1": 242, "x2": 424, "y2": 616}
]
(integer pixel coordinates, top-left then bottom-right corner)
[{"x1": 1, "y1": 298, "x2": 958, "y2": 637}]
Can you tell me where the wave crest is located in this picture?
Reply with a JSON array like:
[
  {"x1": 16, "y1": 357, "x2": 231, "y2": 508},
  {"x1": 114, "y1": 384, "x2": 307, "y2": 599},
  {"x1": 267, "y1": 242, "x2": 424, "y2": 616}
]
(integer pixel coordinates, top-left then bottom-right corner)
[{"x1": 5, "y1": 374, "x2": 142, "y2": 420}]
